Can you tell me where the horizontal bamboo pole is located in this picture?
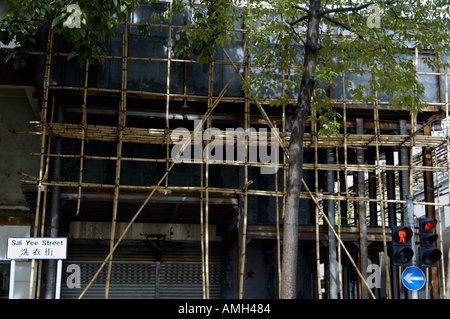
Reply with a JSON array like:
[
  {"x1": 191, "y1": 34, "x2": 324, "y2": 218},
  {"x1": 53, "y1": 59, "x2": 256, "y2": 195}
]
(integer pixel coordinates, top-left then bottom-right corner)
[
  {"x1": 27, "y1": 152, "x2": 450, "y2": 173},
  {"x1": 27, "y1": 120, "x2": 446, "y2": 149},
  {"x1": 19, "y1": 176, "x2": 449, "y2": 207}
]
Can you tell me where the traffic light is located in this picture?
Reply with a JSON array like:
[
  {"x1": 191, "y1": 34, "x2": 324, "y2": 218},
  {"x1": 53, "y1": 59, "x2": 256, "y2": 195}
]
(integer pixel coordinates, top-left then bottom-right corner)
[
  {"x1": 391, "y1": 226, "x2": 414, "y2": 266},
  {"x1": 418, "y1": 218, "x2": 442, "y2": 267}
]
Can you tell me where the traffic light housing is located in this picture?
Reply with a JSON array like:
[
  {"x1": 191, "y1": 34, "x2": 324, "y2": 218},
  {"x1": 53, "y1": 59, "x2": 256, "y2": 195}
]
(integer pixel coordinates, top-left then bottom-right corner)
[
  {"x1": 418, "y1": 218, "x2": 442, "y2": 267},
  {"x1": 391, "y1": 226, "x2": 414, "y2": 266}
]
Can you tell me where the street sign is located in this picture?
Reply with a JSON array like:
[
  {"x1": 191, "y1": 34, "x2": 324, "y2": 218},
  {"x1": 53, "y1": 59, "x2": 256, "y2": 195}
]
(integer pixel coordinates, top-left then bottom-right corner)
[
  {"x1": 6, "y1": 237, "x2": 67, "y2": 260},
  {"x1": 401, "y1": 266, "x2": 425, "y2": 291}
]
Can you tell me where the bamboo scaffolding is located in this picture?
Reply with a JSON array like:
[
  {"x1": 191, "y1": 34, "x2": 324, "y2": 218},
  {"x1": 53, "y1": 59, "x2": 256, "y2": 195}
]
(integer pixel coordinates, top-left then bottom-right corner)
[
  {"x1": 221, "y1": 42, "x2": 378, "y2": 298},
  {"x1": 21, "y1": 6, "x2": 450, "y2": 300},
  {"x1": 77, "y1": 61, "x2": 238, "y2": 299}
]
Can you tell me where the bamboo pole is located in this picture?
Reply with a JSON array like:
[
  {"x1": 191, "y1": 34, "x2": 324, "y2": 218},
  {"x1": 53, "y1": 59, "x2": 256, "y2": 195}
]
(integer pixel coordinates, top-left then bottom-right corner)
[
  {"x1": 432, "y1": 129, "x2": 446, "y2": 299},
  {"x1": 238, "y1": 41, "x2": 250, "y2": 298},
  {"x1": 76, "y1": 60, "x2": 89, "y2": 215},
  {"x1": 374, "y1": 101, "x2": 392, "y2": 299},
  {"x1": 165, "y1": 0, "x2": 173, "y2": 195},
  {"x1": 445, "y1": 66, "x2": 450, "y2": 299},
  {"x1": 336, "y1": 146, "x2": 343, "y2": 299},
  {"x1": 275, "y1": 157, "x2": 281, "y2": 298},
  {"x1": 77, "y1": 66, "x2": 237, "y2": 299},
  {"x1": 313, "y1": 105, "x2": 322, "y2": 299},
  {"x1": 36, "y1": 97, "x2": 55, "y2": 299},
  {"x1": 200, "y1": 117, "x2": 206, "y2": 298},
  {"x1": 29, "y1": 25, "x2": 53, "y2": 300},
  {"x1": 204, "y1": 59, "x2": 214, "y2": 300},
  {"x1": 105, "y1": 15, "x2": 128, "y2": 299}
]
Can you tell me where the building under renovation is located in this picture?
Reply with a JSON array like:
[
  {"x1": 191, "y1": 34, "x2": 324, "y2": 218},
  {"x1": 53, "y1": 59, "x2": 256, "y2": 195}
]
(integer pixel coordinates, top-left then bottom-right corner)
[{"x1": 1, "y1": 1, "x2": 450, "y2": 299}]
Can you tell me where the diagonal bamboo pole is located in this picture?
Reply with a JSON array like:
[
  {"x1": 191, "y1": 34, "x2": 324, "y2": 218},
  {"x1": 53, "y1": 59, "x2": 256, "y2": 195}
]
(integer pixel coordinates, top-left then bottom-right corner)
[{"x1": 77, "y1": 68, "x2": 239, "y2": 299}]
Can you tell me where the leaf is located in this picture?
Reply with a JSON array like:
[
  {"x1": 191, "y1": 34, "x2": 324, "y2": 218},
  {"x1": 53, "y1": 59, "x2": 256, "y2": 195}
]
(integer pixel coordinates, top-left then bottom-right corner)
[
  {"x1": 51, "y1": 15, "x2": 63, "y2": 28},
  {"x1": 67, "y1": 51, "x2": 77, "y2": 61}
]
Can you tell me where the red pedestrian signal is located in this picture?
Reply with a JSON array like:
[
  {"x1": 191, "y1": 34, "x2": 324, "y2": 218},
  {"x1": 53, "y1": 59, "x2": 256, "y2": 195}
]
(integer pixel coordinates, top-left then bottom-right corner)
[
  {"x1": 418, "y1": 218, "x2": 442, "y2": 267},
  {"x1": 391, "y1": 226, "x2": 414, "y2": 266},
  {"x1": 398, "y1": 230, "x2": 406, "y2": 243},
  {"x1": 424, "y1": 219, "x2": 437, "y2": 231}
]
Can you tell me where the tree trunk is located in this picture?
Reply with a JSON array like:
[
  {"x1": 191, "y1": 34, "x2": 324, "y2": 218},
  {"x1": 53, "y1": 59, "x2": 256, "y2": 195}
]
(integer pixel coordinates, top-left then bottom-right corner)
[{"x1": 280, "y1": 0, "x2": 321, "y2": 299}]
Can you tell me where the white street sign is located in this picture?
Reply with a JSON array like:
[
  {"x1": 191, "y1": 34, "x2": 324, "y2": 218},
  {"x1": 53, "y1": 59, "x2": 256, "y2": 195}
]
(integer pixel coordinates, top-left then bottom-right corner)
[{"x1": 6, "y1": 237, "x2": 67, "y2": 260}]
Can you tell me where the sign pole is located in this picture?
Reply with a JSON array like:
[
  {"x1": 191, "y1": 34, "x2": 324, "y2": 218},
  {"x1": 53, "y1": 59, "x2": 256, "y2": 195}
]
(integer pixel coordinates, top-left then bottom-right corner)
[
  {"x1": 406, "y1": 195, "x2": 418, "y2": 299},
  {"x1": 9, "y1": 259, "x2": 16, "y2": 299},
  {"x1": 55, "y1": 260, "x2": 62, "y2": 299}
]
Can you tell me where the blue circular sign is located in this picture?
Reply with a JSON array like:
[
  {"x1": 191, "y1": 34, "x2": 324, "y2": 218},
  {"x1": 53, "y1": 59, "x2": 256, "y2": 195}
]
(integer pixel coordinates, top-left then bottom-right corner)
[{"x1": 401, "y1": 266, "x2": 425, "y2": 291}]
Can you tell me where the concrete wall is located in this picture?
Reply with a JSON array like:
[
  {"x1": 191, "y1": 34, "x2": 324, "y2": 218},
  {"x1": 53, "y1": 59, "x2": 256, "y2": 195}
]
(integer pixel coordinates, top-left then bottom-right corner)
[
  {"x1": 0, "y1": 92, "x2": 40, "y2": 208},
  {"x1": 0, "y1": 88, "x2": 40, "y2": 299}
]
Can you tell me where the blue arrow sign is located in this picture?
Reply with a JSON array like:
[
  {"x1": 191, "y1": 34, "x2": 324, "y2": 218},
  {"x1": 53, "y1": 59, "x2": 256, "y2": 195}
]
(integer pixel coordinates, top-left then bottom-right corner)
[{"x1": 402, "y1": 266, "x2": 425, "y2": 291}]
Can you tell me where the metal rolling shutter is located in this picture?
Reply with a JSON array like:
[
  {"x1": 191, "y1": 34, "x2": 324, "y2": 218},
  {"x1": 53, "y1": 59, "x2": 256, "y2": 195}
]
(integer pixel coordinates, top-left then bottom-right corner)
[
  {"x1": 61, "y1": 260, "x2": 221, "y2": 299},
  {"x1": 159, "y1": 262, "x2": 221, "y2": 299},
  {"x1": 61, "y1": 261, "x2": 157, "y2": 299}
]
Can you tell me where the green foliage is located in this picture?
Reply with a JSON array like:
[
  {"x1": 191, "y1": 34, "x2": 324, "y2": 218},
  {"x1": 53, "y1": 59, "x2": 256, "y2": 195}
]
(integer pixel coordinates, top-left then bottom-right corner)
[
  {"x1": 172, "y1": 0, "x2": 450, "y2": 136},
  {"x1": 0, "y1": 0, "x2": 174, "y2": 67},
  {"x1": 2, "y1": 0, "x2": 450, "y2": 136}
]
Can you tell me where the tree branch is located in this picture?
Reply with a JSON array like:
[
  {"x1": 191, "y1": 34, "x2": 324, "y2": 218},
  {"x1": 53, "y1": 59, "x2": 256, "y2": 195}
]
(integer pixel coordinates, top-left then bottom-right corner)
[
  {"x1": 320, "y1": 0, "x2": 407, "y2": 16},
  {"x1": 289, "y1": 15, "x2": 309, "y2": 26},
  {"x1": 321, "y1": 2, "x2": 376, "y2": 16},
  {"x1": 322, "y1": 14, "x2": 364, "y2": 39},
  {"x1": 292, "y1": 5, "x2": 311, "y2": 13}
]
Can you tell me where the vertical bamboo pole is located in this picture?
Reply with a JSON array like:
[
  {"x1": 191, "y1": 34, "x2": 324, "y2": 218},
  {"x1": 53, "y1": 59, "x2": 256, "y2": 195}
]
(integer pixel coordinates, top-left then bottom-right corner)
[
  {"x1": 432, "y1": 130, "x2": 446, "y2": 299},
  {"x1": 29, "y1": 25, "x2": 54, "y2": 299},
  {"x1": 238, "y1": 55, "x2": 250, "y2": 300},
  {"x1": 204, "y1": 61, "x2": 214, "y2": 300},
  {"x1": 36, "y1": 97, "x2": 55, "y2": 299},
  {"x1": 445, "y1": 66, "x2": 450, "y2": 299},
  {"x1": 165, "y1": 0, "x2": 173, "y2": 195},
  {"x1": 105, "y1": 14, "x2": 128, "y2": 299},
  {"x1": 342, "y1": 71, "x2": 350, "y2": 229},
  {"x1": 374, "y1": 101, "x2": 392, "y2": 299},
  {"x1": 336, "y1": 146, "x2": 343, "y2": 298},
  {"x1": 282, "y1": 104, "x2": 287, "y2": 220},
  {"x1": 76, "y1": 60, "x2": 89, "y2": 215},
  {"x1": 200, "y1": 124, "x2": 206, "y2": 299},
  {"x1": 275, "y1": 155, "x2": 281, "y2": 297},
  {"x1": 313, "y1": 105, "x2": 322, "y2": 299}
]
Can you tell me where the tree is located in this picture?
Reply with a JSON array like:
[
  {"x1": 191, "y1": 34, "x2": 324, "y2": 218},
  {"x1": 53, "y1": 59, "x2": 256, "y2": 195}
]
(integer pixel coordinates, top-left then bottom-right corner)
[
  {"x1": 2, "y1": 0, "x2": 450, "y2": 299},
  {"x1": 176, "y1": 0, "x2": 450, "y2": 299}
]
